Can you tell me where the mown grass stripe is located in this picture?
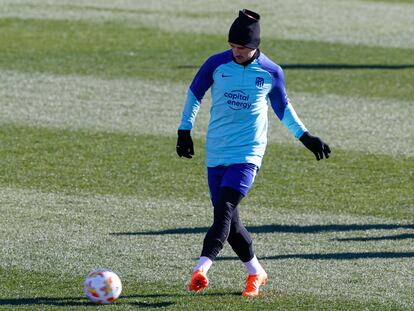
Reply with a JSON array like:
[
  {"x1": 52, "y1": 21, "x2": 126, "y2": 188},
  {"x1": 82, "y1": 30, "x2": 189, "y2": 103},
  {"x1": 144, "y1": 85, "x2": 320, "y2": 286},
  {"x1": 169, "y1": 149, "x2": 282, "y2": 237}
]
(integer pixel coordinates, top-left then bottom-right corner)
[
  {"x1": 0, "y1": 124, "x2": 412, "y2": 220},
  {"x1": 0, "y1": 267, "x2": 403, "y2": 311},
  {"x1": 1, "y1": 0, "x2": 414, "y2": 48},
  {"x1": 0, "y1": 18, "x2": 413, "y2": 101},
  {"x1": 1, "y1": 70, "x2": 412, "y2": 156}
]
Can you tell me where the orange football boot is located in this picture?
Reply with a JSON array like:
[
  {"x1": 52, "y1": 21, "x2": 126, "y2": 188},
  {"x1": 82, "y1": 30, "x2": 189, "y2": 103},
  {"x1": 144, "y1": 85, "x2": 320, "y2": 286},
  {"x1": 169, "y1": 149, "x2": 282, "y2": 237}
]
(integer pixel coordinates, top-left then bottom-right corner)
[
  {"x1": 242, "y1": 270, "x2": 268, "y2": 297},
  {"x1": 189, "y1": 269, "x2": 209, "y2": 293}
]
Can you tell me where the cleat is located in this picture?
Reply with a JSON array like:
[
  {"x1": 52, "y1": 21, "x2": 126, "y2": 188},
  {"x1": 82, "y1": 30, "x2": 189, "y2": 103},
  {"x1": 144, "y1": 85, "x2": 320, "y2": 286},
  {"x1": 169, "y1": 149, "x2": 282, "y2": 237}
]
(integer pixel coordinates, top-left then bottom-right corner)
[
  {"x1": 242, "y1": 270, "x2": 268, "y2": 297},
  {"x1": 189, "y1": 269, "x2": 209, "y2": 293}
]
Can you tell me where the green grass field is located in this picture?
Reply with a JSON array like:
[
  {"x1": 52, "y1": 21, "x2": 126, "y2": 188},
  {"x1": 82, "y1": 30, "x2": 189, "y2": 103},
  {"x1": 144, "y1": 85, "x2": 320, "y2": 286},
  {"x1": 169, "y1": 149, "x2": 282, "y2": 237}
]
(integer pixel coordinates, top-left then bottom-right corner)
[{"x1": 0, "y1": 0, "x2": 413, "y2": 310}]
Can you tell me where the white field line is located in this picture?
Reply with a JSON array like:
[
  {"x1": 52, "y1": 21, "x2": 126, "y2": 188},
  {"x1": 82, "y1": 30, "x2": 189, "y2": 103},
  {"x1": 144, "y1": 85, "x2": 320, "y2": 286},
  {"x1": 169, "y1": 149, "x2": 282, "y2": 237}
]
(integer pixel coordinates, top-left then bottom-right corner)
[
  {"x1": 0, "y1": 70, "x2": 413, "y2": 156},
  {"x1": 0, "y1": 187, "x2": 413, "y2": 307},
  {"x1": 1, "y1": 0, "x2": 414, "y2": 49}
]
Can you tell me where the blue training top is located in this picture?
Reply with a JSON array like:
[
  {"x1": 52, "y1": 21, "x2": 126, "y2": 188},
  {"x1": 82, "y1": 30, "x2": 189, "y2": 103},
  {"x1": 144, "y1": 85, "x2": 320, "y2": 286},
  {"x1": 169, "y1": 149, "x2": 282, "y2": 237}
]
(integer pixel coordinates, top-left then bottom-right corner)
[{"x1": 178, "y1": 49, "x2": 307, "y2": 168}]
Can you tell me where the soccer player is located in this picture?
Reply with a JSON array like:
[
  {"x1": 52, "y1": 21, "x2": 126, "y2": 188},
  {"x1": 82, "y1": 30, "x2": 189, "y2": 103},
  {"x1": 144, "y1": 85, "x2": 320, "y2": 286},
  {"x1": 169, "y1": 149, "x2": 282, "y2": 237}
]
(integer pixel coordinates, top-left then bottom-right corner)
[{"x1": 176, "y1": 9, "x2": 331, "y2": 297}]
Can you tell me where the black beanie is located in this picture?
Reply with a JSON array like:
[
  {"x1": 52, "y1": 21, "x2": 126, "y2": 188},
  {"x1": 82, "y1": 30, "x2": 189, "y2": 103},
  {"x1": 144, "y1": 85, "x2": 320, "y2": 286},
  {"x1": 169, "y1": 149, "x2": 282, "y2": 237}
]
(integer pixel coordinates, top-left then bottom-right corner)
[{"x1": 228, "y1": 9, "x2": 261, "y2": 49}]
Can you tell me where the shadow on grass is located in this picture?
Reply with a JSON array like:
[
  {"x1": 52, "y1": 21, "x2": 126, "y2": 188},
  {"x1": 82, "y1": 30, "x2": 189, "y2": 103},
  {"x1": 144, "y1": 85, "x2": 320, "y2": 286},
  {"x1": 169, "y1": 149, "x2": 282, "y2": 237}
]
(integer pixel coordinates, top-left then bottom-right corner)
[
  {"x1": 129, "y1": 301, "x2": 175, "y2": 308},
  {"x1": 281, "y1": 63, "x2": 414, "y2": 70},
  {"x1": 217, "y1": 251, "x2": 414, "y2": 261},
  {"x1": 0, "y1": 294, "x2": 175, "y2": 308},
  {"x1": 111, "y1": 223, "x2": 414, "y2": 236},
  {"x1": 0, "y1": 292, "x2": 240, "y2": 307},
  {"x1": 333, "y1": 233, "x2": 414, "y2": 241},
  {"x1": 177, "y1": 64, "x2": 414, "y2": 70},
  {"x1": 0, "y1": 297, "x2": 85, "y2": 307}
]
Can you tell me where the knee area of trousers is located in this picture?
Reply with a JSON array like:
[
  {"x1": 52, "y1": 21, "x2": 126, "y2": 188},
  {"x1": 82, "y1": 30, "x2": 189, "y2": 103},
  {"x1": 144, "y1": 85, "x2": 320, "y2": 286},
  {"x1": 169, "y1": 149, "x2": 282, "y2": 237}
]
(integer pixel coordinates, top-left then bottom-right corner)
[
  {"x1": 217, "y1": 187, "x2": 244, "y2": 207},
  {"x1": 228, "y1": 231, "x2": 252, "y2": 246}
]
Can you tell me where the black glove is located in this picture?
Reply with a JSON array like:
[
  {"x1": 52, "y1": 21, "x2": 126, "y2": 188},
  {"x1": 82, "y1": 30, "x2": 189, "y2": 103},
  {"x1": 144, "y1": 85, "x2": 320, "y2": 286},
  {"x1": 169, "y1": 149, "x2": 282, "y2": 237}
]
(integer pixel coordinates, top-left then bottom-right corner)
[
  {"x1": 299, "y1": 132, "x2": 331, "y2": 161},
  {"x1": 176, "y1": 130, "x2": 194, "y2": 158}
]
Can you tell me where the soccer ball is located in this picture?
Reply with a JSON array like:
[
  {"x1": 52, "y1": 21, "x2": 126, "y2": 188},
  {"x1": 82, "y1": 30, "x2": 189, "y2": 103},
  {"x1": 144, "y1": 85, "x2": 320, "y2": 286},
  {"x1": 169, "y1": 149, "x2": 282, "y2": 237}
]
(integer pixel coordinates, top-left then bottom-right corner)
[{"x1": 83, "y1": 269, "x2": 122, "y2": 304}]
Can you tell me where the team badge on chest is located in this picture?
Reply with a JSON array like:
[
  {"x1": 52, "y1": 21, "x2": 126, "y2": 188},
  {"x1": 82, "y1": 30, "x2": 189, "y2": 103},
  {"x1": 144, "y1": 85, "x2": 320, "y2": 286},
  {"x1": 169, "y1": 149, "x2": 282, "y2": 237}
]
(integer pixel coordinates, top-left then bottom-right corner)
[{"x1": 255, "y1": 77, "x2": 264, "y2": 88}]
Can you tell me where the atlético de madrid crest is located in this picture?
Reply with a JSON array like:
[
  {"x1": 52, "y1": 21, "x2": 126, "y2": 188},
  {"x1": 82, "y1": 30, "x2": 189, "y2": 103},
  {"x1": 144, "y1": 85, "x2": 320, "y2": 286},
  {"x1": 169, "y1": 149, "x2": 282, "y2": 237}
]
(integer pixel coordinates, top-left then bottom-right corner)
[{"x1": 255, "y1": 77, "x2": 264, "y2": 88}]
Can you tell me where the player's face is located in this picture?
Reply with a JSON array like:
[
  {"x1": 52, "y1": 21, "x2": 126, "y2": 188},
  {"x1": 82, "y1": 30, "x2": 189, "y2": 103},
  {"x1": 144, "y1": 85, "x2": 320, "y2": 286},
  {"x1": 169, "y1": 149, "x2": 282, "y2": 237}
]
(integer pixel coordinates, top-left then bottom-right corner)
[{"x1": 229, "y1": 43, "x2": 257, "y2": 64}]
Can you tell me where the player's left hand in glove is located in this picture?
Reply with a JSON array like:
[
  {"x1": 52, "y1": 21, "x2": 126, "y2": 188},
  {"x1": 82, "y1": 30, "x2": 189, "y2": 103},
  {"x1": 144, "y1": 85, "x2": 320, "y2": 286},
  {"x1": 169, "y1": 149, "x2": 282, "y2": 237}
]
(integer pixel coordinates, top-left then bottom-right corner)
[
  {"x1": 299, "y1": 132, "x2": 331, "y2": 161},
  {"x1": 176, "y1": 130, "x2": 194, "y2": 158}
]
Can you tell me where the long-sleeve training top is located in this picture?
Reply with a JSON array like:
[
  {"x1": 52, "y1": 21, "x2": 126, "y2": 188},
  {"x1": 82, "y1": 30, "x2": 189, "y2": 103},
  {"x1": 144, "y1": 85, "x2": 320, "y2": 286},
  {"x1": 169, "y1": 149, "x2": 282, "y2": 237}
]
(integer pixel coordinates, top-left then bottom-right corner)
[{"x1": 178, "y1": 49, "x2": 307, "y2": 168}]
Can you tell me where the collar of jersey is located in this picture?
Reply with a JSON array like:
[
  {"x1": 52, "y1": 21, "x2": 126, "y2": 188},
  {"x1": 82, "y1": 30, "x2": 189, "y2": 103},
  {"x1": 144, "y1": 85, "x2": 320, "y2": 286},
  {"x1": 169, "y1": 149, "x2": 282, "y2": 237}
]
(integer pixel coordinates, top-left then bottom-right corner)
[{"x1": 232, "y1": 49, "x2": 261, "y2": 67}]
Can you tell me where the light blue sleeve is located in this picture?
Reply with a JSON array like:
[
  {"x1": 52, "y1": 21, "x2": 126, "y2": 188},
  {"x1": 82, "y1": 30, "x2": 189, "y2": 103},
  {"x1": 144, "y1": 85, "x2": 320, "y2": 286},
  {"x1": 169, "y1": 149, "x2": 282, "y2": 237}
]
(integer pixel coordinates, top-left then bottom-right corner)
[
  {"x1": 178, "y1": 88, "x2": 201, "y2": 130},
  {"x1": 281, "y1": 102, "x2": 308, "y2": 139}
]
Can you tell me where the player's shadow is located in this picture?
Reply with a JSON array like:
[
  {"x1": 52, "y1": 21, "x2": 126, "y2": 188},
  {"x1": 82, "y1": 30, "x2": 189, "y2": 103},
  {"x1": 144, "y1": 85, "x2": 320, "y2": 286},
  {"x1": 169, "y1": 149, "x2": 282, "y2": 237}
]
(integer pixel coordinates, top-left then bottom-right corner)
[
  {"x1": 0, "y1": 292, "x2": 240, "y2": 307},
  {"x1": 111, "y1": 223, "x2": 414, "y2": 236},
  {"x1": 333, "y1": 233, "x2": 414, "y2": 242},
  {"x1": 0, "y1": 296, "x2": 87, "y2": 307},
  {"x1": 128, "y1": 301, "x2": 175, "y2": 308},
  {"x1": 280, "y1": 63, "x2": 414, "y2": 70},
  {"x1": 0, "y1": 295, "x2": 175, "y2": 308},
  {"x1": 113, "y1": 224, "x2": 414, "y2": 262},
  {"x1": 216, "y1": 251, "x2": 414, "y2": 261},
  {"x1": 177, "y1": 64, "x2": 414, "y2": 70}
]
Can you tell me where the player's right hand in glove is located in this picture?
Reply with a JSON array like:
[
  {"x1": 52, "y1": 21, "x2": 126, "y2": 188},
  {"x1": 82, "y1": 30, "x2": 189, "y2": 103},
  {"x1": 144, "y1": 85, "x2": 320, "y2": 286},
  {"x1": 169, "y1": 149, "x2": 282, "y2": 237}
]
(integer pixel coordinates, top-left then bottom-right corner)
[
  {"x1": 299, "y1": 132, "x2": 331, "y2": 161},
  {"x1": 176, "y1": 130, "x2": 194, "y2": 158}
]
